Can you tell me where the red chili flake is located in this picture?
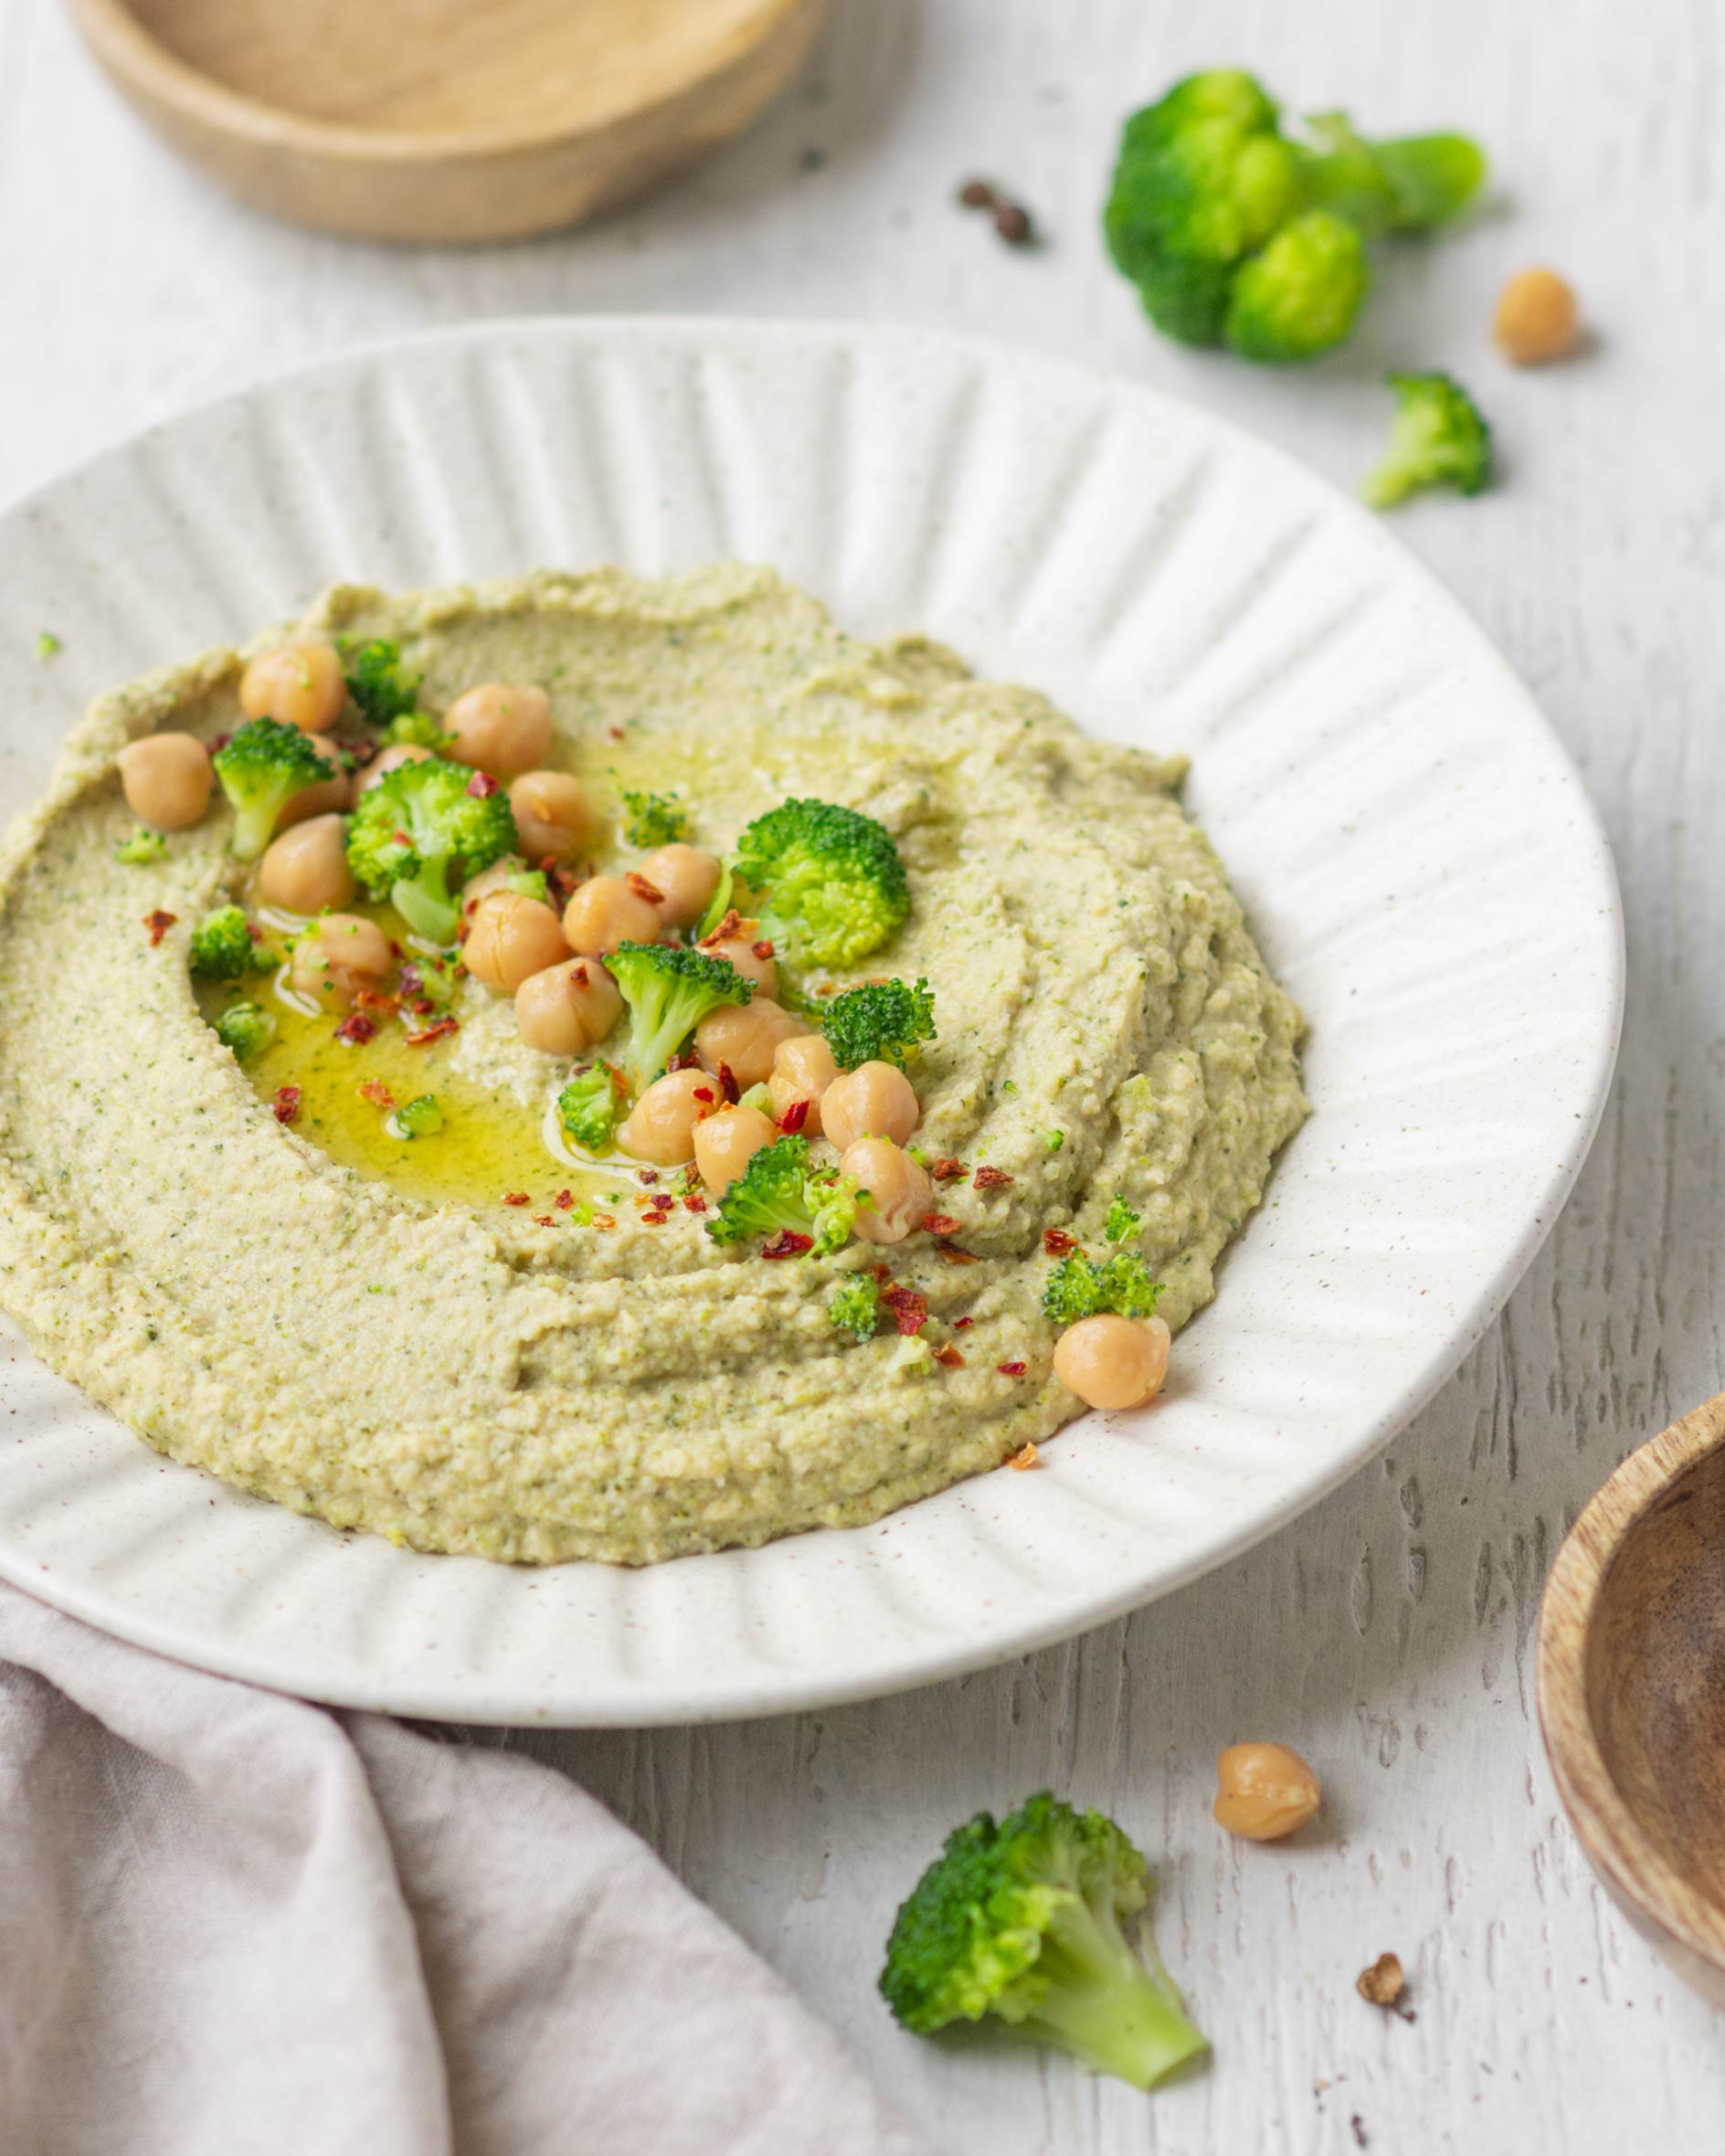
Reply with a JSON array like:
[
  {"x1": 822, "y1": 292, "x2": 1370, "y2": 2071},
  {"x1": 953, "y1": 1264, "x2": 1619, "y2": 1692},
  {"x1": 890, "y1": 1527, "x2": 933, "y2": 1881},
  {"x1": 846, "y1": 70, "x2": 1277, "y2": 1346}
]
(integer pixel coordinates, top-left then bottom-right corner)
[
  {"x1": 1006, "y1": 1441, "x2": 1038, "y2": 1470},
  {"x1": 751, "y1": 938, "x2": 775, "y2": 960},
  {"x1": 393, "y1": 829, "x2": 412, "y2": 847},
  {"x1": 532, "y1": 1215, "x2": 555, "y2": 1227},
  {"x1": 555, "y1": 1189, "x2": 574, "y2": 1210},
  {"x1": 244, "y1": 921, "x2": 264, "y2": 943},
  {"x1": 637, "y1": 1168, "x2": 660, "y2": 1185},
  {"x1": 606, "y1": 724, "x2": 626, "y2": 743},
  {"x1": 933, "y1": 1344, "x2": 966, "y2": 1369},
  {"x1": 353, "y1": 986, "x2": 397, "y2": 1012},
  {"x1": 716, "y1": 1062, "x2": 741, "y2": 1105},
  {"x1": 454, "y1": 921, "x2": 471, "y2": 946},
  {"x1": 937, "y1": 1243, "x2": 979, "y2": 1265},
  {"x1": 953, "y1": 1315, "x2": 976, "y2": 1330},
  {"x1": 546, "y1": 863, "x2": 579, "y2": 905},
  {"x1": 665, "y1": 1052, "x2": 693, "y2": 1073},
  {"x1": 973, "y1": 1166, "x2": 1014, "y2": 1189},
  {"x1": 698, "y1": 909, "x2": 743, "y2": 948},
  {"x1": 350, "y1": 737, "x2": 379, "y2": 766},
  {"x1": 405, "y1": 1016, "x2": 460, "y2": 1048},
  {"x1": 333, "y1": 1013, "x2": 376, "y2": 1045},
  {"x1": 639, "y1": 1209, "x2": 668, "y2": 1226},
  {"x1": 870, "y1": 1264, "x2": 894, "y2": 1285},
  {"x1": 928, "y1": 1157, "x2": 968, "y2": 1184},
  {"x1": 880, "y1": 1286, "x2": 929, "y2": 1337},
  {"x1": 388, "y1": 940, "x2": 405, "y2": 958},
  {"x1": 761, "y1": 1231, "x2": 814, "y2": 1260},
  {"x1": 271, "y1": 1085, "x2": 302, "y2": 1125},
  {"x1": 503, "y1": 1191, "x2": 531, "y2": 1207},
  {"x1": 692, "y1": 1085, "x2": 716, "y2": 1105},
  {"x1": 922, "y1": 1211, "x2": 961, "y2": 1236},
  {"x1": 1042, "y1": 1228, "x2": 1076, "y2": 1257},
  {"x1": 357, "y1": 1079, "x2": 396, "y2": 1109},
  {"x1": 206, "y1": 731, "x2": 231, "y2": 757},
  {"x1": 592, "y1": 1213, "x2": 616, "y2": 1231},
  {"x1": 998, "y1": 1360, "x2": 1028, "y2": 1379},
  {"x1": 143, "y1": 909, "x2": 177, "y2": 946},
  {"x1": 682, "y1": 1193, "x2": 708, "y2": 1213},
  {"x1": 568, "y1": 960, "x2": 590, "y2": 986},
  {"x1": 778, "y1": 1099, "x2": 810, "y2": 1136},
  {"x1": 625, "y1": 871, "x2": 665, "y2": 904},
  {"x1": 464, "y1": 771, "x2": 500, "y2": 798}
]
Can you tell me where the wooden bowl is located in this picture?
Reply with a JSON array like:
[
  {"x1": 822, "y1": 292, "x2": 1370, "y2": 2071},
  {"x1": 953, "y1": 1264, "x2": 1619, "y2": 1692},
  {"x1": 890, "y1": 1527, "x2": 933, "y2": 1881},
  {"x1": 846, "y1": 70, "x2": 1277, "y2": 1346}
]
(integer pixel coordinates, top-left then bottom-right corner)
[
  {"x1": 66, "y1": 0, "x2": 826, "y2": 243},
  {"x1": 1538, "y1": 1392, "x2": 1725, "y2": 2003}
]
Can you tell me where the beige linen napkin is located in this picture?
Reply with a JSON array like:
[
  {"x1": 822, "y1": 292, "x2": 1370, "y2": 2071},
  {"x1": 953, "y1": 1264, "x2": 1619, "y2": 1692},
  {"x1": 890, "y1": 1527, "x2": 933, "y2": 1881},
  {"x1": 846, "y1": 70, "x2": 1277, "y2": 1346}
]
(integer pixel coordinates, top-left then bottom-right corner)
[{"x1": 0, "y1": 1584, "x2": 931, "y2": 2156}]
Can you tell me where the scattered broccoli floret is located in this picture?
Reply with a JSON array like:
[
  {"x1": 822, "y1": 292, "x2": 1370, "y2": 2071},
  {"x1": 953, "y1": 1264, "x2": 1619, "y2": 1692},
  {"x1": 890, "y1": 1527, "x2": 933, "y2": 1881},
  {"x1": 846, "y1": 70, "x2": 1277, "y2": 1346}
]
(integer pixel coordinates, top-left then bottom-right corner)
[
  {"x1": 1104, "y1": 1194, "x2": 1141, "y2": 1244},
  {"x1": 821, "y1": 977, "x2": 937, "y2": 1071},
  {"x1": 706, "y1": 1133, "x2": 860, "y2": 1255},
  {"x1": 188, "y1": 904, "x2": 271, "y2": 979},
  {"x1": 1105, "y1": 69, "x2": 1485, "y2": 361},
  {"x1": 35, "y1": 630, "x2": 61, "y2": 661},
  {"x1": 1042, "y1": 1249, "x2": 1162, "y2": 1325},
  {"x1": 397, "y1": 1094, "x2": 443, "y2": 1138},
  {"x1": 1043, "y1": 1130, "x2": 1066, "y2": 1154},
  {"x1": 212, "y1": 719, "x2": 335, "y2": 861},
  {"x1": 343, "y1": 638, "x2": 422, "y2": 729},
  {"x1": 344, "y1": 755, "x2": 517, "y2": 944},
  {"x1": 606, "y1": 941, "x2": 752, "y2": 1096},
  {"x1": 1362, "y1": 371, "x2": 1493, "y2": 510},
  {"x1": 398, "y1": 950, "x2": 460, "y2": 1011},
  {"x1": 557, "y1": 1064, "x2": 627, "y2": 1152},
  {"x1": 829, "y1": 1273, "x2": 884, "y2": 1341},
  {"x1": 211, "y1": 1000, "x2": 276, "y2": 1063},
  {"x1": 619, "y1": 788, "x2": 690, "y2": 849},
  {"x1": 386, "y1": 710, "x2": 454, "y2": 749},
  {"x1": 730, "y1": 798, "x2": 909, "y2": 969},
  {"x1": 503, "y1": 865, "x2": 549, "y2": 903},
  {"x1": 737, "y1": 1081, "x2": 774, "y2": 1116},
  {"x1": 879, "y1": 1791, "x2": 1207, "y2": 2090},
  {"x1": 114, "y1": 828, "x2": 167, "y2": 865}
]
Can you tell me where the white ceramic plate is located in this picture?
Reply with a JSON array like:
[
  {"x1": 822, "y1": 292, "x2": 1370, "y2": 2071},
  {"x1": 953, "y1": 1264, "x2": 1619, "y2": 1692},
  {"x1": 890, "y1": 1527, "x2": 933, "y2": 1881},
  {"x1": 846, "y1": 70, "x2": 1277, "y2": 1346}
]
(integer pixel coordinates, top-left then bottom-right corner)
[{"x1": 0, "y1": 319, "x2": 1621, "y2": 1725}]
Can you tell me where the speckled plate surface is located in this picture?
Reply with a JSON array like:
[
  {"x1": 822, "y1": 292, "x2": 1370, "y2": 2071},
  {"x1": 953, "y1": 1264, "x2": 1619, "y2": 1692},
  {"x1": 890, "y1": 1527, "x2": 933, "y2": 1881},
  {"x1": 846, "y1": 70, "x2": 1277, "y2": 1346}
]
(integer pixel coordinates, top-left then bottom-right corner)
[{"x1": 0, "y1": 319, "x2": 1622, "y2": 1725}]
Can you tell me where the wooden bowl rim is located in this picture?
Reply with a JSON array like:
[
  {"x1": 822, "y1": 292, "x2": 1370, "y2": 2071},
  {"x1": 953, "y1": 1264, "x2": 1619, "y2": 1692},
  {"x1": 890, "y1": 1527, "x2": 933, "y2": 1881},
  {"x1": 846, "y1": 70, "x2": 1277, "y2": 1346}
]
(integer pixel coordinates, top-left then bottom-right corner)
[
  {"x1": 1537, "y1": 1391, "x2": 1725, "y2": 1976},
  {"x1": 68, "y1": 0, "x2": 818, "y2": 164}
]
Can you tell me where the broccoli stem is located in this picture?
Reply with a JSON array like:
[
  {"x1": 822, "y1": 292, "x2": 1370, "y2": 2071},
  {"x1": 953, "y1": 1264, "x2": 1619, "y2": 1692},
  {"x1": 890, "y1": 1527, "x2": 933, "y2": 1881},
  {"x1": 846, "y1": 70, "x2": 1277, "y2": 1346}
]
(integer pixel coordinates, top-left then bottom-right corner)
[
  {"x1": 1296, "y1": 122, "x2": 1484, "y2": 238},
  {"x1": 1014, "y1": 1897, "x2": 1206, "y2": 2091},
  {"x1": 392, "y1": 851, "x2": 459, "y2": 945}
]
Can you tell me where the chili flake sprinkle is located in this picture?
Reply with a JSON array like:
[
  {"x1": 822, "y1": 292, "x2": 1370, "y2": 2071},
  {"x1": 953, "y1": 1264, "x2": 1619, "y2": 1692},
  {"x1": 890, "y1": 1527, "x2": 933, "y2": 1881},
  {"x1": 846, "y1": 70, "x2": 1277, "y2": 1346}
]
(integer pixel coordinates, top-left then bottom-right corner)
[
  {"x1": 1042, "y1": 1228, "x2": 1076, "y2": 1257},
  {"x1": 143, "y1": 910, "x2": 177, "y2": 946},
  {"x1": 778, "y1": 1099, "x2": 810, "y2": 1136},
  {"x1": 639, "y1": 1208, "x2": 669, "y2": 1225},
  {"x1": 625, "y1": 871, "x2": 665, "y2": 904},
  {"x1": 1006, "y1": 1441, "x2": 1038, "y2": 1470},
  {"x1": 637, "y1": 1168, "x2": 660, "y2": 1185},
  {"x1": 555, "y1": 1189, "x2": 574, "y2": 1210},
  {"x1": 532, "y1": 1215, "x2": 555, "y2": 1228},
  {"x1": 953, "y1": 1315, "x2": 976, "y2": 1330},
  {"x1": 998, "y1": 1360, "x2": 1028, "y2": 1378},
  {"x1": 936, "y1": 1243, "x2": 979, "y2": 1265},
  {"x1": 698, "y1": 909, "x2": 743, "y2": 948},
  {"x1": 464, "y1": 771, "x2": 500, "y2": 798},
  {"x1": 922, "y1": 1211, "x2": 961, "y2": 1236},
  {"x1": 880, "y1": 1285, "x2": 928, "y2": 1337},
  {"x1": 682, "y1": 1193, "x2": 708, "y2": 1213},
  {"x1": 333, "y1": 1013, "x2": 376, "y2": 1045},
  {"x1": 932, "y1": 1344, "x2": 966, "y2": 1369},
  {"x1": 751, "y1": 938, "x2": 775, "y2": 960},
  {"x1": 692, "y1": 1085, "x2": 716, "y2": 1106},
  {"x1": 716, "y1": 1062, "x2": 741, "y2": 1105},
  {"x1": 928, "y1": 1157, "x2": 968, "y2": 1184},
  {"x1": 357, "y1": 1079, "x2": 396, "y2": 1109},
  {"x1": 761, "y1": 1231, "x2": 814, "y2": 1259},
  {"x1": 502, "y1": 1191, "x2": 531, "y2": 1207},
  {"x1": 972, "y1": 1166, "x2": 1014, "y2": 1189},
  {"x1": 405, "y1": 1016, "x2": 460, "y2": 1048},
  {"x1": 271, "y1": 1085, "x2": 302, "y2": 1125}
]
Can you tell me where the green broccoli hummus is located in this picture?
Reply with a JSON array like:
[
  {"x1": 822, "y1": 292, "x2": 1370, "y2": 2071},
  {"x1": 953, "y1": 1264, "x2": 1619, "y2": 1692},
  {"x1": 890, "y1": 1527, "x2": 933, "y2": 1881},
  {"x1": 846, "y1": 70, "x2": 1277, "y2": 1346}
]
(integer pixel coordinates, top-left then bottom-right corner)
[{"x1": 0, "y1": 565, "x2": 1307, "y2": 1565}]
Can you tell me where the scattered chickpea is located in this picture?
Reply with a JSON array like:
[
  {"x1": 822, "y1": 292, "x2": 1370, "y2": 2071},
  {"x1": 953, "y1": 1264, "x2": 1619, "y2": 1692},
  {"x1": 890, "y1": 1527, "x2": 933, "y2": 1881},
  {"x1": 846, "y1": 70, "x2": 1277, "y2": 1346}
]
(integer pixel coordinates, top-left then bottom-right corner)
[
  {"x1": 563, "y1": 873, "x2": 661, "y2": 956},
  {"x1": 116, "y1": 732, "x2": 211, "y2": 830},
  {"x1": 820, "y1": 1060, "x2": 920, "y2": 1154},
  {"x1": 444, "y1": 682, "x2": 551, "y2": 777},
  {"x1": 463, "y1": 892, "x2": 572, "y2": 995},
  {"x1": 276, "y1": 731, "x2": 353, "y2": 830},
  {"x1": 1493, "y1": 267, "x2": 1581, "y2": 365},
  {"x1": 1052, "y1": 1313, "x2": 1170, "y2": 1412},
  {"x1": 514, "y1": 957, "x2": 622, "y2": 1056},
  {"x1": 510, "y1": 770, "x2": 594, "y2": 862},
  {"x1": 841, "y1": 1136, "x2": 933, "y2": 1245},
  {"x1": 639, "y1": 843, "x2": 723, "y2": 930},
  {"x1": 693, "y1": 1104, "x2": 779, "y2": 1194},
  {"x1": 289, "y1": 913, "x2": 393, "y2": 1008},
  {"x1": 238, "y1": 641, "x2": 347, "y2": 734},
  {"x1": 1213, "y1": 1741, "x2": 1321, "y2": 1841},
  {"x1": 768, "y1": 1033, "x2": 839, "y2": 1136},
  {"x1": 357, "y1": 742, "x2": 433, "y2": 795},
  {"x1": 616, "y1": 1067, "x2": 714, "y2": 1166},
  {"x1": 704, "y1": 934, "x2": 777, "y2": 997},
  {"x1": 258, "y1": 812, "x2": 356, "y2": 914},
  {"x1": 694, "y1": 999, "x2": 808, "y2": 1090}
]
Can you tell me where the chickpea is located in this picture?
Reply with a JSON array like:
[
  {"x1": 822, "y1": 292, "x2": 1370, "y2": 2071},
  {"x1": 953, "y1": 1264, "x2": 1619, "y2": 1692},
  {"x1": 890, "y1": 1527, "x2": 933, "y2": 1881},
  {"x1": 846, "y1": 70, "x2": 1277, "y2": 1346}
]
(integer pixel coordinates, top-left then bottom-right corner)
[
  {"x1": 1052, "y1": 1314, "x2": 1170, "y2": 1412},
  {"x1": 510, "y1": 770, "x2": 593, "y2": 862},
  {"x1": 277, "y1": 733, "x2": 353, "y2": 830},
  {"x1": 444, "y1": 682, "x2": 551, "y2": 777},
  {"x1": 820, "y1": 1061, "x2": 920, "y2": 1154},
  {"x1": 841, "y1": 1137, "x2": 933, "y2": 1246},
  {"x1": 639, "y1": 843, "x2": 723, "y2": 931},
  {"x1": 258, "y1": 812, "x2": 356, "y2": 914},
  {"x1": 357, "y1": 742, "x2": 433, "y2": 796},
  {"x1": 704, "y1": 934, "x2": 777, "y2": 997},
  {"x1": 238, "y1": 641, "x2": 346, "y2": 734},
  {"x1": 289, "y1": 913, "x2": 393, "y2": 1008},
  {"x1": 462, "y1": 892, "x2": 571, "y2": 995},
  {"x1": 1493, "y1": 267, "x2": 1581, "y2": 366},
  {"x1": 616, "y1": 1067, "x2": 714, "y2": 1167},
  {"x1": 562, "y1": 874, "x2": 661, "y2": 956},
  {"x1": 768, "y1": 1034, "x2": 839, "y2": 1136},
  {"x1": 694, "y1": 999, "x2": 808, "y2": 1090},
  {"x1": 116, "y1": 732, "x2": 211, "y2": 830},
  {"x1": 1213, "y1": 1741, "x2": 1321, "y2": 1842},
  {"x1": 514, "y1": 956, "x2": 622, "y2": 1056},
  {"x1": 693, "y1": 1104, "x2": 779, "y2": 1195}
]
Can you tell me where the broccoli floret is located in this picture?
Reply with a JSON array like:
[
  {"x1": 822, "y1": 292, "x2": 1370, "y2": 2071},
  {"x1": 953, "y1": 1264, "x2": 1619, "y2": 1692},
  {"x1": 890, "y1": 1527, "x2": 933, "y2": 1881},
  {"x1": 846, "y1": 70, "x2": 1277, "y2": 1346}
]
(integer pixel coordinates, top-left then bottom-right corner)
[
  {"x1": 1362, "y1": 371, "x2": 1493, "y2": 510},
  {"x1": 343, "y1": 638, "x2": 422, "y2": 729},
  {"x1": 880, "y1": 1791, "x2": 1206, "y2": 2090},
  {"x1": 114, "y1": 828, "x2": 168, "y2": 864},
  {"x1": 557, "y1": 1064, "x2": 627, "y2": 1152},
  {"x1": 211, "y1": 1000, "x2": 276, "y2": 1063},
  {"x1": 1042, "y1": 1249, "x2": 1162, "y2": 1325},
  {"x1": 1104, "y1": 1194, "x2": 1141, "y2": 1244},
  {"x1": 397, "y1": 1093, "x2": 443, "y2": 1138},
  {"x1": 619, "y1": 788, "x2": 690, "y2": 849},
  {"x1": 188, "y1": 904, "x2": 271, "y2": 979},
  {"x1": 606, "y1": 941, "x2": 752, "y2": 1096},
  {"x1": 398, "y1": 951, "x2": 460, "y2": 1011},
  {"x1": 730, "y1": 798, "x2": 909, "y2": 969},
  {"x1": 212, "y1": 719, "x2": 335, "y2": 861},
  {"x1": 386, "y1": 710, "x2": 454, "y2": 749},
  {"x1": 1223, "y1": 208, "x2": 1370, "y2": 363},
  {"x1": 706, "y1": 1134, "x2": 860, "y2": 1255},
  {"x1": 344, "y1": 755, "x2": 517, "y2": 945},
  {"x1": 829, "y1": 1273, "x2": 884, "y2": 1341},
  {"x1": 821, "y1": 977, "x2": 937, "y2": 1071}
]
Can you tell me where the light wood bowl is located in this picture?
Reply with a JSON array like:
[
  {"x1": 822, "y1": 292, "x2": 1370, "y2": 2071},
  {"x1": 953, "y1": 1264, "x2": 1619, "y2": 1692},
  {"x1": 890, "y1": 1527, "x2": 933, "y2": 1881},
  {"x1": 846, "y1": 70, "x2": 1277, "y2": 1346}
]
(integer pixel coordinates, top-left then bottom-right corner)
[
  {"x1": 66, "y1": 0, "x2": 826, "y2": 243},
  {"x1": 1538, "y1": 1391, "x2": 1725, "y2": 2004}
]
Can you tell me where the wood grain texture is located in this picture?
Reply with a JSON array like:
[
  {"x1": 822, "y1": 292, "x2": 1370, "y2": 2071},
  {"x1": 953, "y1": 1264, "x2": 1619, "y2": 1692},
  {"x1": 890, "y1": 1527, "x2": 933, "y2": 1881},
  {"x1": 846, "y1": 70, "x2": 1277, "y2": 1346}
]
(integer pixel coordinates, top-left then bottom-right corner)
[{"x1": 6, "y1": 0, "x2": 1725, "y2": 2145}]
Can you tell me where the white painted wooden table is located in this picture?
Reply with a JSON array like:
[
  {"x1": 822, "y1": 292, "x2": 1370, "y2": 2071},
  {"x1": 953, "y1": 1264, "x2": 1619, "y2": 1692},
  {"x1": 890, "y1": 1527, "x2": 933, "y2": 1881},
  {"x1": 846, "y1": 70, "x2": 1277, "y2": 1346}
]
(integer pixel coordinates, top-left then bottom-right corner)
[{"x1": 5, "y1": 0, "x2": 1723, "y2": 2147}]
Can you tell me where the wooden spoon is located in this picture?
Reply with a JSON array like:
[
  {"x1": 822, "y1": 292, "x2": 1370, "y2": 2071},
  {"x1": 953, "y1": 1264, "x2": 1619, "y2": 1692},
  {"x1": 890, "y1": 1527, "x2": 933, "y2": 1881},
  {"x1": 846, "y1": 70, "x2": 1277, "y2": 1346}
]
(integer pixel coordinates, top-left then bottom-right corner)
[
  {"x1": 67, "y1": 0, "x2": 826, "y2": 242},
  {"x1": 1538, "y1": 1391, "x2": 1725, "y2": 2004}
]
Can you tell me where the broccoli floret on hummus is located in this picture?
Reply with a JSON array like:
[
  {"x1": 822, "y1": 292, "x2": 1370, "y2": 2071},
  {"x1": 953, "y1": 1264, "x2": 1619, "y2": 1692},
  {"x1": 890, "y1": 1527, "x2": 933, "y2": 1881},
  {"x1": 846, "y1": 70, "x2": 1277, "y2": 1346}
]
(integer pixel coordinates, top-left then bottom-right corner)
[
  {"x1": 557, "y1": 1064, "x2": 626, "y2": 1152},
  {"x1": 212, "y1": 720, "x2": 335, "y2": 862},
  {"x1": 607, "y1": 941, "x2": 752, "y2": 1096},
  {"x1": 727, "y1": 797, "x2": 909, "y2": 968},
  {"x1": 821, "y1": 976, "x2": 937, "y2": 1071},
  {"x1": 706, "y1": 1133, "x2": 860, "y2": 1255},
  {"x1": 113, "y1": 827, "x2": 167, "y2": 865},
  {"x1": 343, "y1": 637, "x2": 423, "y2": 731},
  {"x1": 211, "y1": 1000, "x2": 276, "y2": 1063},
  {"x1": 345, "y1": 755, "x2": 517, "y2": 945},
  {"x1": 619, "y1": 788, "x2": 689, "y2": 849},
  {"x1": 188, "y1": 904, "x2": 270, "y2": 979},
  {"x1": 1104, "y1": 1194, "x2": 1142, "y2": 1243},
  {"x1": 1042, "y1": 1249, "x2": 1162, "y2": 1325},
  {"x1": 828, "y1": 1272, "x2": 884, "y2": 1340}
]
